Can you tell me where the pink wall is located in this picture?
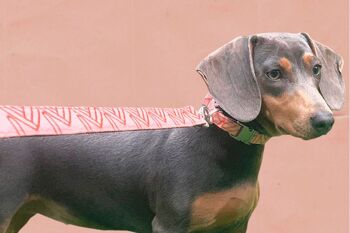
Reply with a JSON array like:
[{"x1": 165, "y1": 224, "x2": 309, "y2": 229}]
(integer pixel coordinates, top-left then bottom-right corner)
[{"x1": 1, "y1": 1, "x2": 348, "y2": 232}]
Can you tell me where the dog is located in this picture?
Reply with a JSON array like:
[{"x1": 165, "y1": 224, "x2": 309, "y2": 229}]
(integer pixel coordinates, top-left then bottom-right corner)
[{"x1": 0, "y1": 32, "x2": 344, "y2": 233}]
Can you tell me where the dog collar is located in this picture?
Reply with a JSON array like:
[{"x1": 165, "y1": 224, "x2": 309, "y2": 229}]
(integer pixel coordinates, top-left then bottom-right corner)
[{"x1": 199, "y1": 94, "x2": 270, "y2": 145}]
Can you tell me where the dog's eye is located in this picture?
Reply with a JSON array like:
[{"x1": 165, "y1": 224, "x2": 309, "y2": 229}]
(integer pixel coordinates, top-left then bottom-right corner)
[
  {"x1": 265, "y1": 69, "x2": 281, "y2": 81},
  {"x1": 313, "y1": 64, "x2": 322, "y2": 77}
]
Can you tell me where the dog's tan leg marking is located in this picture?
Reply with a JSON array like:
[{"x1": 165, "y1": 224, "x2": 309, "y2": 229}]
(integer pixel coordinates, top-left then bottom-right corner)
[
  {"x1": 5, "y1": 213, "x2": 34, "y2": 233},
  {"x1": 4, "y1": 194, "x2": 93, "y2": 233},
  {"x1": 0, "y1": 210, "x2": 33, "y2": 233},
  {"x1": 0, "y1": 194, "x2": 34, "y2": 233},
  {"x1": 189, "y1": 182, "x2": 259, "y2": 232},
  {"x1": 279, "y1": 57, "x2": 293, "y2": 73},
  {"x1": 3, "y1": 194, "x2": 78, "y2": 233},
  {"x1": 2, "y1": 195, "x2": 38, "y2": 233}
]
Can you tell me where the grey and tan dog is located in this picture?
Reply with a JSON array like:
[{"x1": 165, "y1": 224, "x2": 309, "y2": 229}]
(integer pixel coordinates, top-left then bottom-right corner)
[{"x1": 0, "y1": 32, "x2": 344, "y2": 233}]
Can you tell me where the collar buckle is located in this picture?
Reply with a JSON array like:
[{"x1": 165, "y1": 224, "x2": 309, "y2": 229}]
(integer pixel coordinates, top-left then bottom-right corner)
[{"x1": 229, "y1": 123, "x2": 256, "y2": 145}]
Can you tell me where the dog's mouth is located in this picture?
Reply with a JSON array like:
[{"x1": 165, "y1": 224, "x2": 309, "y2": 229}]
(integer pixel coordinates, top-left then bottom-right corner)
[
  {"x1": 301, "y1": 126, "x2": 334, "y2": 140},
  {"x1": 255, "y1": 109, "x2": 335, "y2": 140},
  {"x1": 277, "y1": 120, "x2": 334, "y2": 140},
  {"x1": 258, "y1": 118, "x2": 334, "y2": 140}
]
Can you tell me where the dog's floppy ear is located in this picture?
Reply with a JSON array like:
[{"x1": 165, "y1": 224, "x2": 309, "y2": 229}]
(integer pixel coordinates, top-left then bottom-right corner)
[
  {"x1": 301, "y1": 32, "x2": 345, "y2": 110},
  {"x1": 196, "y1": 36, "x2": 261, "y2": 122}
]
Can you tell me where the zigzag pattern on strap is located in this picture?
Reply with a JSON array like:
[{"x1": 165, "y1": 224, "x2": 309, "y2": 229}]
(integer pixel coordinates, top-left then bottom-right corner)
[{"x1": 0, "y1": 105, "x2": 206, "y2": 138}]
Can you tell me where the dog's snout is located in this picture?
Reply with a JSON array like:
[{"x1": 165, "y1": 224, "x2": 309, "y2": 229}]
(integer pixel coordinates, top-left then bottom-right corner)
[{"x1": 310, "y1": 112, "x2": 334, "y2": 134}]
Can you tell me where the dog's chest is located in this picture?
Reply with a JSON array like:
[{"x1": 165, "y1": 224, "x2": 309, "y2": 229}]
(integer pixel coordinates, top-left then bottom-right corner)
[{"x1": 189, "y1": 182, "x2": 259, "y2": 232}]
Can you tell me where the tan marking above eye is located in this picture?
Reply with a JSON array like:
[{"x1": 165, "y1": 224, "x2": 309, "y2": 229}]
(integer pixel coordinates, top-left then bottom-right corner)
[
  {"x1": 303, "y1": 53, "x2": 314, "y2": 67},
  {"x1": 279, "y1": 57, "x2": 292, "y2": 73}
]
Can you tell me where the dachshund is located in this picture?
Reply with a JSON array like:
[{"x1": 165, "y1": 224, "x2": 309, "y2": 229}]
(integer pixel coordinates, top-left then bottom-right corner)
[{"x1": 0, "y1": 32, "x2": 344, "y2": 233}]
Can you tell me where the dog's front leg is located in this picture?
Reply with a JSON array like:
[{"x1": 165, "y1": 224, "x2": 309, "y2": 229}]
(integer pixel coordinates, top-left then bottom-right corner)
[
  {"x1": 230, "y1": 221, "x2": 248, "y2": 233},
  {"x1": 152, "y1": 215, "x2": 188, "y2": 233},
  {"x1": 151, "y1": 199, "x2": 190, "y2": 233}
]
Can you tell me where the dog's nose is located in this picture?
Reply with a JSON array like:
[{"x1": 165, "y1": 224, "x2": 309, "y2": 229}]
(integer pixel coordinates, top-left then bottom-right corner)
[{"x1": 310, "y1": 112, "x2": 334, "y2": 134}]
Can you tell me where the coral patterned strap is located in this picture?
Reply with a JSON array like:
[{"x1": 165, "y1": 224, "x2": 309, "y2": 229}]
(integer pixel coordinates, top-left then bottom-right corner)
[{"x1": 0, "y1": 105, "x2": 207, "y2": 138}]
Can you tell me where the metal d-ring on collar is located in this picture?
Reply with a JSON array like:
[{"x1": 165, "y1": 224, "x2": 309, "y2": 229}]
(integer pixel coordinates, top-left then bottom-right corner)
[{"x1": 198, "y1": 105, "x2": 211, "y2": 127}]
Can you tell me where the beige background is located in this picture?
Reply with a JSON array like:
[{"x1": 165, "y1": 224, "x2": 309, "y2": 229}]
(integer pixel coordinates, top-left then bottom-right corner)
[{"x1": 0, "y1": 0, "x2": 348, "y2": 233}]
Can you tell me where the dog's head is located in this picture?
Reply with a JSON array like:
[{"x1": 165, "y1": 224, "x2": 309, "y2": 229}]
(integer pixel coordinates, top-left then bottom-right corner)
[{"x1": 197, "y1": 33, "x2": 344, "y2": 139}]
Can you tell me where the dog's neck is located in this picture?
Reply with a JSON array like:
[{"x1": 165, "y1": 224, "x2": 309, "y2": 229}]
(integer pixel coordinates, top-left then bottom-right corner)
[
  {"x1": 201, "y1": 93, "x2": 270, "y2": 145},
  {"x1": 206, "y1": 125, "x2": 265, "y2": 184}
]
